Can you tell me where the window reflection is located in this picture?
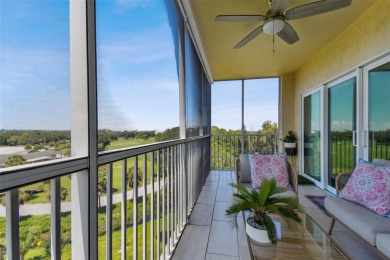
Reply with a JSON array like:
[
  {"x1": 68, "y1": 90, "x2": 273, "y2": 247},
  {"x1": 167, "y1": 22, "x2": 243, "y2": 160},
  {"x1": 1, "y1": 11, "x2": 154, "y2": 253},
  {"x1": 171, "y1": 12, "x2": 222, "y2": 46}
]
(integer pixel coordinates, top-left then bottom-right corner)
[{"x1": 304, "y1": 92, "x2": 321, "y2": 181}]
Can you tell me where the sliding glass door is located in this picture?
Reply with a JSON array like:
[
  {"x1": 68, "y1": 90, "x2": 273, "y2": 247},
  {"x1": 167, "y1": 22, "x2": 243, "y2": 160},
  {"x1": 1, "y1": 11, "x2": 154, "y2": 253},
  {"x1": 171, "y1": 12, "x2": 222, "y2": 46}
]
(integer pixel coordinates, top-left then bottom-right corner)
[
  {"x1": 301, "y1": 54, "x2": 389, "y2": 193},
  {"x1": 364, "y1": 59, "x2": 390, "y2": 161},
  {"x1": 327, "y1": 77, "x2": 356, "y2": 189},
  {"x1": 303, "y1": 90, "x2": 322, "y2": 182}
]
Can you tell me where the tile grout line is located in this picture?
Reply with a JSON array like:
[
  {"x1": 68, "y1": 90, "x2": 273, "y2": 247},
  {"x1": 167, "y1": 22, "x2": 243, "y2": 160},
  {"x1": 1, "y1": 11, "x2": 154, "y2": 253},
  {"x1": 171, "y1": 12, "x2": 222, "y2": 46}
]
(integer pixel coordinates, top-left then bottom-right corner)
[
  {"x1": 204, "y1": 170, "x2": 235, "y2": 259},
  {"x1": 203, "y1": 171, "x2": 220, "y2": 260}
]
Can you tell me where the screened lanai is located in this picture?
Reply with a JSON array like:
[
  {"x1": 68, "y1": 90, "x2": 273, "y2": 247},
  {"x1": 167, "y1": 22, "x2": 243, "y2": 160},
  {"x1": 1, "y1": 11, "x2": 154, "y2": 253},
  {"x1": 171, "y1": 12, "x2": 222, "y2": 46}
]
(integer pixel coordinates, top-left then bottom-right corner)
[{"x1": 0, "y1": 0, "x2": 389, "y2": 259}]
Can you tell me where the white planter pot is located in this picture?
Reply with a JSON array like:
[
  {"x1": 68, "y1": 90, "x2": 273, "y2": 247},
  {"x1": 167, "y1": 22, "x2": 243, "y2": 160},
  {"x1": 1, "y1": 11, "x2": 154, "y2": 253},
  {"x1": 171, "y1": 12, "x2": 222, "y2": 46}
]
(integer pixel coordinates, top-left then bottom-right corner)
[
  {"x1": 246, "y1": 218, "x2": 271, "y2": 244},
  {"x1": 284, "y1": 142, "x2": 296, "y2": 149}
]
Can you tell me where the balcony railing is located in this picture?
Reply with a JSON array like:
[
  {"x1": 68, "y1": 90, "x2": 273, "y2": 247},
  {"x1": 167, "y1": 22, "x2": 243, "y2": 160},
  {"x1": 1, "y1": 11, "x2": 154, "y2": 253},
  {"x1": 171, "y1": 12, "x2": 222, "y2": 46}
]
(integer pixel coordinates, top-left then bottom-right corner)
[
  {"x1": 328, "y1": 130, "x2": 390, "y2": 178},
  {"x1": 0, "y1": 136, "x2": 210, "y2": 259},
  {"x1": 369, "y1": 130, "x2": 390, "y2": 161},
  {"x1": 211, "y1": 134, "x2": 278, "y2": 170},
  {"x1": 329, "y1": 132, "x2": 356, "y2": 176}
]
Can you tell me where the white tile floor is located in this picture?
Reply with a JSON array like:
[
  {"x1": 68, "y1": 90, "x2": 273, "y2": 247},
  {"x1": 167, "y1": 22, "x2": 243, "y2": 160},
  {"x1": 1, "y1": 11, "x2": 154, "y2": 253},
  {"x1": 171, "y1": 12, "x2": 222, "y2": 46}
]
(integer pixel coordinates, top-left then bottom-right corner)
[
  {"x1": 172, "y1": 170, "x2": 384, "y2": 260},
  {"x1": 172, "y1": 170, "x2": 247, "y2": 260}
]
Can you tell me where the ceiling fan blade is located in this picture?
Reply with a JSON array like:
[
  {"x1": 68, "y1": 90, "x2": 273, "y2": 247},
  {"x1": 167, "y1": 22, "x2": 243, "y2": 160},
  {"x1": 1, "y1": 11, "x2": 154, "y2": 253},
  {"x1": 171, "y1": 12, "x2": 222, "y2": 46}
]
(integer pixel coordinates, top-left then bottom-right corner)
[
  {"x1": 277, "y1": 22, "x2": 299, "y2": 45},
  {"x1": 234, "y1": 25, "x2": 264, "y2": 49},
  {"x1": 215, "y1": 15, "x2": 266, "y2": 22},
  {"x1": 271, "y1": 0, "x2": 291, "y2": 15},
  {"x1": 285, "y1": 0, "x2": 352, "y2": 20}
]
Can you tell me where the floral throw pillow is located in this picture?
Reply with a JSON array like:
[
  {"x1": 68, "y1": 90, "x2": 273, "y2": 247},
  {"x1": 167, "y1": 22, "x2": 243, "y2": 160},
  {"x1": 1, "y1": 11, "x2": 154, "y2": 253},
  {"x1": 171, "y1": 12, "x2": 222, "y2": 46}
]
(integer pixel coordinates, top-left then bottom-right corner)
[
  {"x1": 248, "y1": 154, "x2": 290, "y2": 189},
  {"x1": 340, "y1": 160, "x2": 390, "y2": 216}
]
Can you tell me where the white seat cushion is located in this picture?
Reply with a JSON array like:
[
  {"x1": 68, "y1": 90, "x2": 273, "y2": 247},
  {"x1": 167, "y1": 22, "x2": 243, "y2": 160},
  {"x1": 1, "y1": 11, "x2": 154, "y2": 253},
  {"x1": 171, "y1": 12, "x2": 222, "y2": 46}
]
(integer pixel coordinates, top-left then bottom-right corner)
[
  {"x1": 325, "y1": 197, "x2": 390, "y2": 246},
  {"x1": 376, "y1": 233, "x2": 390, "y2": 258}
]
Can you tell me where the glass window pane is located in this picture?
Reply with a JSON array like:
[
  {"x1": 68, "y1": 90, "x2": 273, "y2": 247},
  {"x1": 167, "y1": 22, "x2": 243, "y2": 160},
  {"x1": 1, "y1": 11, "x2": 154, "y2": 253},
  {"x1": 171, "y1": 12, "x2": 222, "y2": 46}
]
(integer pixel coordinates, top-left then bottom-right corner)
[
  {"x1": 202, "y1": 71, "x2": 211, "y2": 136},
  {"x1": 96, "y1": 1, "x2": 180, "y2": 151},
  {"x1": 185, "y1": 32, "x2": 202, "y2": 138},
  {"x1": 0, "y1": 1, "x2": 71, "y2": 167},
  {"x1": 303, "y1": 91, "x2": 321, "y2": 181},
  {"x1": 368, "y1": 62, "x2": 390, "y2": 161},
  {"x1": 328, "y1": 78, "x2": 356, "y2": 188}
]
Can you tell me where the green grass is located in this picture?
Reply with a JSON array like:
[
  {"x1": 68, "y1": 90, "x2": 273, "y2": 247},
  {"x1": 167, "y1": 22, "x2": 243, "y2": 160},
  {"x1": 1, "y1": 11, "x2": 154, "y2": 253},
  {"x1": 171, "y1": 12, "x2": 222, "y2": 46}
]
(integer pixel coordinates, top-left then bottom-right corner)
[
  {"x1": 96, "y1": 218, "x2": 163, "y2": 259},
  {"x1": 0, "y1": 216, "x2": 163, "y2": 260},
  {"x1": 329, "y1": 141, "x2": 390, "y2": 174},
  {"x1": 107, "y1": 137, "x2": 156, "y2": 150},
  {"x1": 18, "y1": 137, "x2": 159, "y2": 204},
  {"x1": 19, "y1": 175, "x2": 71, "y2": 204},
  {"x1": 0, "y1": 193, "x2": 169, "y2": 260}
]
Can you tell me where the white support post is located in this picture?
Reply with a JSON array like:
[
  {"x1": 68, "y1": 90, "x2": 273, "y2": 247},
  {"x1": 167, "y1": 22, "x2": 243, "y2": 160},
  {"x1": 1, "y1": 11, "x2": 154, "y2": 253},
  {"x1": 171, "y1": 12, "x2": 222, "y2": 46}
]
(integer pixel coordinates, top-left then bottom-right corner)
[{"x1": 70, "y1": 0, "x2": 98, "y2": 259}]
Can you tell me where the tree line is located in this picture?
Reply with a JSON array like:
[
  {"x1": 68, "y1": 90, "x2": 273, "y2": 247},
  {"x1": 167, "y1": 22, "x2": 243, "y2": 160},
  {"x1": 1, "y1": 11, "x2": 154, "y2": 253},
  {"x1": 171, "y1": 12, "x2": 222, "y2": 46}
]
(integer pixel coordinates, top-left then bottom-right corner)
[
  {"x1": 211, "y1": 120, "x2": 279, "y2": 169},
  {"x1": 0, "y1": 129, "x2": 156, "y2": 145}
]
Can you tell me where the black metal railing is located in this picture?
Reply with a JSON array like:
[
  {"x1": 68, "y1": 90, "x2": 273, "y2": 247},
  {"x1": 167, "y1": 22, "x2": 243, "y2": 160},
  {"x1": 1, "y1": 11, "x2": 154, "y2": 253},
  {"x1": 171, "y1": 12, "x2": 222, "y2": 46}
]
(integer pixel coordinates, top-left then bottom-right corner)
[
  {"x1": 328, "y1": 132, "x2": 356, "y2": 175},
  {"x1": 369, "y1": 130, "x2": 390, "y2": 161},
  {"x1": 211, "y1": 134, "x2": 278, "y2": 170},
  {"x1": 0, "y1": 136, "x2": 210, "y2": 259}
]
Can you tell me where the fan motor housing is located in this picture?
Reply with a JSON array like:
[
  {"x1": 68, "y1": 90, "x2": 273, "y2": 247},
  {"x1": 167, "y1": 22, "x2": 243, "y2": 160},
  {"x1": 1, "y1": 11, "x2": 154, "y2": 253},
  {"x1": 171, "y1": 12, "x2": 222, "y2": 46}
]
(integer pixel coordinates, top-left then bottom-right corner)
[{"x1": 263, "y1": 15, "x2": 285, "y2": 34}]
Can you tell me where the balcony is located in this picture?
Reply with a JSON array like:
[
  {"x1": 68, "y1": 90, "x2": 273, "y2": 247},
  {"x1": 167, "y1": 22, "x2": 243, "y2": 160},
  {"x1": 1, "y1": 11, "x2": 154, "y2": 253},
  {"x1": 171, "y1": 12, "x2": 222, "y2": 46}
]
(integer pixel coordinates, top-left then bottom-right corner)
[
  {"x1": 1, "y1": 0, "x2": 389, "y2": 259},
  {"x1": 1, "y1": 134, "x2": 387, "y2": 259}
]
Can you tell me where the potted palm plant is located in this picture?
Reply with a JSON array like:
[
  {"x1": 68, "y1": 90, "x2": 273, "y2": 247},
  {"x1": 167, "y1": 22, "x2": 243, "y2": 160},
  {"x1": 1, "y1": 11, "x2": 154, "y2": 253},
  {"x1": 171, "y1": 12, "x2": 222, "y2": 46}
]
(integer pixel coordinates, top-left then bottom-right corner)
[{"x1": 226, "y1": 179, "x2": 303, "y2": 244}]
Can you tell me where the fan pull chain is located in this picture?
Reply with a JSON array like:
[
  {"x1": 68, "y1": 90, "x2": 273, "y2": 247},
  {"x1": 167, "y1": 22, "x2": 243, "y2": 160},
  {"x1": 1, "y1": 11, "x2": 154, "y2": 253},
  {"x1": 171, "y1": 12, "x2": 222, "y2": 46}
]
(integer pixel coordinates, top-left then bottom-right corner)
[
  {"x1": 272, "y1": 18, "x2": 275, "y2": 54},
  {"x1": 273, "y1": 33, "x2": 275, "y2": 54}
]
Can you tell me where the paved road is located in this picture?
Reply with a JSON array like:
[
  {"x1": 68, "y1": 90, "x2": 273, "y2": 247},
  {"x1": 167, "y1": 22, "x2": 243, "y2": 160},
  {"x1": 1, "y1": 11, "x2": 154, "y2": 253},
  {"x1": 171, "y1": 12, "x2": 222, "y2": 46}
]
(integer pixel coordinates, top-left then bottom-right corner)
[{"x1": 0, "y1": 181, "x2": 164, "y2": 217}]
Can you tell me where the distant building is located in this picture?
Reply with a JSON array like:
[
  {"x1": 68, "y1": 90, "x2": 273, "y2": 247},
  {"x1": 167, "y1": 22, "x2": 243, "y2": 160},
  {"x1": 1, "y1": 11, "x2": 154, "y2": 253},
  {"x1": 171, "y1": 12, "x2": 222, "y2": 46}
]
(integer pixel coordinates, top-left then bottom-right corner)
[{"x1": 0, "y1": 150, "x2": 62, "y2": 168}]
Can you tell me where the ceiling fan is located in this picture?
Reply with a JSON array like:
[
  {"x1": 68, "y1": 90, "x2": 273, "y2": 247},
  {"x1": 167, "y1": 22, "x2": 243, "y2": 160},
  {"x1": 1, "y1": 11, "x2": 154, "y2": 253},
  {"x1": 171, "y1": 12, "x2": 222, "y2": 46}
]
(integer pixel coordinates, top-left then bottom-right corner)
[{"x1": 215, "y1": 0, "x2": 352, "y2": 48}]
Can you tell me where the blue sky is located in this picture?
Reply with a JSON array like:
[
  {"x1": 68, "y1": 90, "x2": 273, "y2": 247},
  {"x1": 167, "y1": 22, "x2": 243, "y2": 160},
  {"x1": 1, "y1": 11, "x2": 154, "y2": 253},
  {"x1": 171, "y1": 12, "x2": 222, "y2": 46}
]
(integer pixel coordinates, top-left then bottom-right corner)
[
  {"x1": 212, "y1": 79, "x2": 279, "y2": 131},
  {"x1": 0, "y1": 0, "x2": 278, "y2": 131},
  {"x1": 0, "y1": 0, "x2": 70, "y2": 130}
]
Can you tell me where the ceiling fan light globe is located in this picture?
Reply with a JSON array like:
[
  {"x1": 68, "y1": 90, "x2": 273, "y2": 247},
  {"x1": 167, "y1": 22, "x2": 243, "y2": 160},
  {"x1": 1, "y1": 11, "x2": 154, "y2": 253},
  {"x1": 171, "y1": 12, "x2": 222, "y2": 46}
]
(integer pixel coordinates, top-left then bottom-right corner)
[{"x1": 263, "y1": 16, "x2": 285, "y2": 34}]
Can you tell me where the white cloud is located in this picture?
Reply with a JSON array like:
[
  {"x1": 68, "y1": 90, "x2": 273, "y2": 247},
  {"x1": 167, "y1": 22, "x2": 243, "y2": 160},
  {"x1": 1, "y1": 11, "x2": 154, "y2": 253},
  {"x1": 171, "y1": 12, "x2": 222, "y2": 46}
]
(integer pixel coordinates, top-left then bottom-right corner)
[
  {"x1": 114, "y1": 0, "x2": 154, "y2": 11},
  {"x1": 331, "y1": 120, "x2": 353, "y2": 131},
  {"x1": 97, "y1": 24, "x2": 175, "y2": 68}
]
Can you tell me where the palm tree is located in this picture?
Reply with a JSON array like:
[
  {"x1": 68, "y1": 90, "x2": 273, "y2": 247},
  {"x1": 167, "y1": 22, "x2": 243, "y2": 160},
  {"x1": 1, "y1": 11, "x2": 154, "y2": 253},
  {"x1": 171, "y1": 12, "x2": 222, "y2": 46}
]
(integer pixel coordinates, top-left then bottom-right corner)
[{"x1": 226, "y1": 178, "x2": 303, "y2": 244}]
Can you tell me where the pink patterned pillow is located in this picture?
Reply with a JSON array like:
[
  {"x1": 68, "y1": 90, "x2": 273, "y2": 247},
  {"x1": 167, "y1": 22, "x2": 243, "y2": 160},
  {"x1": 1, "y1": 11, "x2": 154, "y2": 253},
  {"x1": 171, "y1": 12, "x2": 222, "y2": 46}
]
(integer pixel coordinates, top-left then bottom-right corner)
[
  {"x1": 248, "y1": 154, "x2": 290, "y2": 189},
  {"x1": 340, "y1": 160, "x2": 390, "y2": 216}
]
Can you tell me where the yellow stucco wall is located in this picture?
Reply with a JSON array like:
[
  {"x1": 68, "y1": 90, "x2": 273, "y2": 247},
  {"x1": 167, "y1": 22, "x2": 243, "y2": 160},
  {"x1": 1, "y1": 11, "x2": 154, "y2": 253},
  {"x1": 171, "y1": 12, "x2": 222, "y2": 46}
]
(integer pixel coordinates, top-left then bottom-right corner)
[
  {"x1": 280, "y1": 0, "x2": 390, "y2": 172},
  {"x1": 294, "y1": 0, "x2": 390, "y2": 129},
  {"x1": 279, "y1": 73, "x2": 296, "y2": 152}
]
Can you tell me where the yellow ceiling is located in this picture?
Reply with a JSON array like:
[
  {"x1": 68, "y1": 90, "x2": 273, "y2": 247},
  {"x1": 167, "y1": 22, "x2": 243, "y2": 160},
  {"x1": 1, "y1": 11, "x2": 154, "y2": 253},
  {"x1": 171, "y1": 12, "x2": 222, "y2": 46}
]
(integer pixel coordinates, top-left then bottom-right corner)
[{"x1": 189, "y1": 0, "x2": 376, "y2": 81}]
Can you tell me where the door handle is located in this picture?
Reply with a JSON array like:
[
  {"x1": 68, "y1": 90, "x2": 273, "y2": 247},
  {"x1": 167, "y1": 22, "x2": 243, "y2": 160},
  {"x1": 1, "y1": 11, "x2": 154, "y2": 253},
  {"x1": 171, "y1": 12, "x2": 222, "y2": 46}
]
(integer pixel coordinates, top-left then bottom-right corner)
[
  {"x1": 363, "y1": 130, "x2": 368, "y2": 147},
  {"x1": 352, "y1": 131, "x2": 357, "y2": 147}
]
